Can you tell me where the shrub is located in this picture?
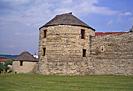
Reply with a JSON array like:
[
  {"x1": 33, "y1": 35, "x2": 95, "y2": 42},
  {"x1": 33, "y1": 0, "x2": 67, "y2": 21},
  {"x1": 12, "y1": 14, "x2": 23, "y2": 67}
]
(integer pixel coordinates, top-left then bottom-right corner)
[{"x1": 0, "y1": 60, "x2": 13, "y2": 73}]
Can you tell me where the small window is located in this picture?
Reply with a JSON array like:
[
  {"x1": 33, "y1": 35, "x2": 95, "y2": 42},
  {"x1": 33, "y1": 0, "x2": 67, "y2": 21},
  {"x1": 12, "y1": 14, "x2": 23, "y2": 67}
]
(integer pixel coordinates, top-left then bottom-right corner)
[
  {"x1": 83, "y1": 49, "x2": 86, "y2": 57},
  {"x1": 81, "y1": 29, "x2": 85, "y2": 39},
  {"x1": 100, "y1": 46, "x2": 105, "y2": 52},
  {"x1": 43, "y1": 48, "x2": 46, "y2": 56},
  {"x1": 44, "y1": 30, "x2": 47, "y2": 38},
  {"x1": 20, "y1": 61, "x2": 23, "y2": 66}
]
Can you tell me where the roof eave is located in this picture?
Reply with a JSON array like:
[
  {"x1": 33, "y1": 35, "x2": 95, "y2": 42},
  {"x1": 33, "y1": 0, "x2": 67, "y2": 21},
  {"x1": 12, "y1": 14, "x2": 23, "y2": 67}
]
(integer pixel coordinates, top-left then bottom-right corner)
[
  {"x1": 39, "y1": 24, "x2": 95, "y2": 31},
  {"x1": 13, "y1": 59, "x2": 38, "y2": 62}
]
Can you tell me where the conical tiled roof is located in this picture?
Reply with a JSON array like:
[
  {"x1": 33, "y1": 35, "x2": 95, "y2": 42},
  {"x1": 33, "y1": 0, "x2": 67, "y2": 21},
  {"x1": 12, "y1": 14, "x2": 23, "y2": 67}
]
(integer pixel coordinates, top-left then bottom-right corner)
[
  {"x1": 40, "y1": 13, "x2": 95, "y2": 31},
  {"x1": 15, "y1": 51, "x2": 38, "y2": 62}
]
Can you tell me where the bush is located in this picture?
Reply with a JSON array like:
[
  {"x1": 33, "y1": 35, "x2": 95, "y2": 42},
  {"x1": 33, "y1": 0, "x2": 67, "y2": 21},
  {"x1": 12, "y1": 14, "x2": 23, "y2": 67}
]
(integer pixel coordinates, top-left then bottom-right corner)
[
  {"x1": 0, "y1": 63, "x2": 4, "y2": 73},
  {"x1": 0, "y1": 60, "x2": 13, "y2": 73}
]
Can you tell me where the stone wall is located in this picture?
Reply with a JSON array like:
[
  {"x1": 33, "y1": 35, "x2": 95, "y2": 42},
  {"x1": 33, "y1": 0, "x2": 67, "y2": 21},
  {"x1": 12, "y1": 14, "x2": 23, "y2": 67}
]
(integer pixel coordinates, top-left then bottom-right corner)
[
  {"x1": 12, "y1": 61, "x2": 37, "y2": 73},
  {"x1": 38, "y1": 25, "x2": 95, "y2": 75},
  {"x1": 90, "y1": 33, "x2": 133, "y2": 75},
  {"x1": 38, "y1": 24, "x2": 133, "y2": 75}
]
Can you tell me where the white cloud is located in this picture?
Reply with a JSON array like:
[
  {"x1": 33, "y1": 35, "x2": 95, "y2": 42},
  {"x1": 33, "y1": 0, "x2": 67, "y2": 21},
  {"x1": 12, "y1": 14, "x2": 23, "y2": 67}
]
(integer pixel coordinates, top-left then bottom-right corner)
[
  {"x1": 91, "y1": 6, "x2": 118, "y2": 15},
  {"x1": 107, "y1": 20, "x2": 113, "y2": 26},
  {"x1": 0, "y1": 0, "x2": 120, "y2": 27},
  {"x1": 53, "y1": 0, "x2": 118, "y2": 16},
  {"x1": 1, "y1": 0, "x2": 132, "y2": 32},
  {"x1": 1, "y1": 0, "x2": 32, "y2": 5},
  {"x1": 119, "y1": 12, "x2": 132, "y2": 16}
]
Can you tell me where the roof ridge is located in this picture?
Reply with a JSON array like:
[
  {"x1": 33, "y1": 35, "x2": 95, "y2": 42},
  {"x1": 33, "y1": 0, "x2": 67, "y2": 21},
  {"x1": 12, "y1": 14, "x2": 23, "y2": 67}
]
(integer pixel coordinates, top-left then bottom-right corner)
[
  {"x1": 15, "y1": 51, "x2": 38, "y2": 62},
  {"x1": 56, "y1": 12, "x2": 72, "y2": 16}
]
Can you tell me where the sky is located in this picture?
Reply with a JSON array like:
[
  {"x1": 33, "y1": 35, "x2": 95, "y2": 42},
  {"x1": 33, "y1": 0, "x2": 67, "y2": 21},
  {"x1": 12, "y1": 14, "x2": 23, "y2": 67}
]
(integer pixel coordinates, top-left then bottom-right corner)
[{"x1": 0, "y1": 0, "x2": 133, "y2": 54}]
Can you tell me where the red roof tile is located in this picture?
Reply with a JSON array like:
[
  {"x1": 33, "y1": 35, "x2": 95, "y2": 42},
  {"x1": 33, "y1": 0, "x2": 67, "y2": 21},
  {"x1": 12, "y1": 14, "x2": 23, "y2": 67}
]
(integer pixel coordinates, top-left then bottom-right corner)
[
  {"x1": 0, "y1": 57, "x2": 7, "y2": 62},
  {"x1": 95, "y1": 32, "x2": 127, "y2": 36}
]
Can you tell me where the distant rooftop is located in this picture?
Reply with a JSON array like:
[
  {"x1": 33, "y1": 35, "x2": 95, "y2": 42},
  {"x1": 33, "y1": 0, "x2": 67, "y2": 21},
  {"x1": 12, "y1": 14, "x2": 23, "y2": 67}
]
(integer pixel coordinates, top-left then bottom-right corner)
[
  {"x1": 14, "y1": 51, "x2": 38, "y2": 62},
  {"x1": 40, "y1": 12, "x2": 95, "y2": 31}
]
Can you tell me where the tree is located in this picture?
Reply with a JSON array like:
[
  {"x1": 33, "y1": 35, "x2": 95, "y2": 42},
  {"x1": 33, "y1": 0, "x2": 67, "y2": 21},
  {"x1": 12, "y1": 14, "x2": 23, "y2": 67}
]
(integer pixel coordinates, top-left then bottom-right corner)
[
  {"x1": 0, "y1": 63, "x2": 4, "y2": 73},
  {"x1": 0, "y1": 60, "x2": 13, "y2": 73},
  {"x1": 4, "y1": 60, "x2": 13, "y2": 72}
]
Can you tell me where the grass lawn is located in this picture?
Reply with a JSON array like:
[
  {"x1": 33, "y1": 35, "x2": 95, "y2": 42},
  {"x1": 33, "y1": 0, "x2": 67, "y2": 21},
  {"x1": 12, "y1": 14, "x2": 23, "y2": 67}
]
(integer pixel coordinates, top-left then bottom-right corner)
[{"x1": 0, "y1": 74, "x2": 133, "y2": 91}]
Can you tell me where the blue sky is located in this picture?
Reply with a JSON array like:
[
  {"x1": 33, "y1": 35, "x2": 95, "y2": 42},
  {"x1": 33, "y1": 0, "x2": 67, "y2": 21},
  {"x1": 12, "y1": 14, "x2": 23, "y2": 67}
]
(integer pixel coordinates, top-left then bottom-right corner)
[{"x1": 0, "y1": 0, "x2": 133, "y2": 54}]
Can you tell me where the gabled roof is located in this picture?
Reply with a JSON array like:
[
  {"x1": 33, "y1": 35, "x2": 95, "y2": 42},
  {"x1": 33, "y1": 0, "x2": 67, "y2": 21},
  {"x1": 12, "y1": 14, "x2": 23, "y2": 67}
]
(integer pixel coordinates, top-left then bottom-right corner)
[
  {"x1": 14, "y1": 51, "x2": 38, "y2": 62},
  {"x1": 40, "y1": 13, "x2": 95, "y2": 31}
]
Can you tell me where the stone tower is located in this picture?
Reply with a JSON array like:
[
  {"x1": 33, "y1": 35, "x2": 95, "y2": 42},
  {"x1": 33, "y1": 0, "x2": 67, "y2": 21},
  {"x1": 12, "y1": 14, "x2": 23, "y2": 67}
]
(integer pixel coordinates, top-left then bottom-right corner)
[{"x1": 38, "y1": 13, "x2": 95, "y2": 75}]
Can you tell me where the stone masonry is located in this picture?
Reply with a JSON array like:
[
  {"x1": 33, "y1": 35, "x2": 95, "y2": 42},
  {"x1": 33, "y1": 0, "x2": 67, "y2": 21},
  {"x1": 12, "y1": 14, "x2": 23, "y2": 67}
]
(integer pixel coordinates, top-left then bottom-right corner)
[
  {"x1": 38, "y1": 13, "x2": 133, "y2": 75},
  {"x1": 38, "y1": 25, "x2": 95, "y2": 75},
  {"x1": 90, "y1": 33, "x2": 133, "y2": 75}
]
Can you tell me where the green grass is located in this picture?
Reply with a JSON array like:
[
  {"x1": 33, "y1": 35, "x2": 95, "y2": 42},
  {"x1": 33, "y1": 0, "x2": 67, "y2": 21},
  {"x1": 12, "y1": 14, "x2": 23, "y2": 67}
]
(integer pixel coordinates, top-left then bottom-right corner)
[{"x1": 0, "y1": 74, "x2": 133, "y2": 91}]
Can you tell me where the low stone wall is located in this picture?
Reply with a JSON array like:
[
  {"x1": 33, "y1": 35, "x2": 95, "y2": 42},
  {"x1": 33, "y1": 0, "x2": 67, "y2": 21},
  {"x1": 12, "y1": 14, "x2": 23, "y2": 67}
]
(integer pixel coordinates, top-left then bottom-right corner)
[
  {"x1": 12, "y1": 61, "x2": 38, "y2": 73},
  {"x1": 90, "y1": 33, "x2": 133, "y2": 75},
  {"x1": 90, "y1": 58, "x2": 133, "y2": 75}
]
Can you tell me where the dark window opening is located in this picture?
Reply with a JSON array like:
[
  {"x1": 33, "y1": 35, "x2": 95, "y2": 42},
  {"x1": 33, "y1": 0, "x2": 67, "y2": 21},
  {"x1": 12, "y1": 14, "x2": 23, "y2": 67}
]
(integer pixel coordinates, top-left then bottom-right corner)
[
  {"x1": 20, "y1": 61, "x2": 23, "y2": 66},
  {"x1": 100, "y1": 46, "x2": 105, "y2": 52},
  {"x1": 44, "y1": 30, "x2": 47, "y2": 38},
  {"x1": 81, "y1": 29, "x2": 85, "y2": 39},
  {"x1": 83, "y1": 49, "x2": 86, "y2": 57},
  {"x1": 43, "y1": 48, "x2": 46, "y2": 56},
  {"x1": 101, "y1": 48, "x2": 104, "y2": 51}
]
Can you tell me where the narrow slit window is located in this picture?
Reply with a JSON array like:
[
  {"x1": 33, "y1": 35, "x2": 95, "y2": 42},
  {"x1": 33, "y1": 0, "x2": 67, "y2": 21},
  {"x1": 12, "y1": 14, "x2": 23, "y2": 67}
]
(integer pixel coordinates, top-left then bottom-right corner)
[
  {"x1": 44, "y1": 30, "x2": 47, "y2": 38},
  {"x1": 43, "y1": 48, "x2": 46, "y2": 56},
  {"x1": 83, "y1": 49, "x2": 86, "y2": 57},
  {"x1": 20, "y1": 61, "x2": 23, "y2": 66},
  {"x1": 81, "y1": 29, "x2": 85, "y2": 39}
]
